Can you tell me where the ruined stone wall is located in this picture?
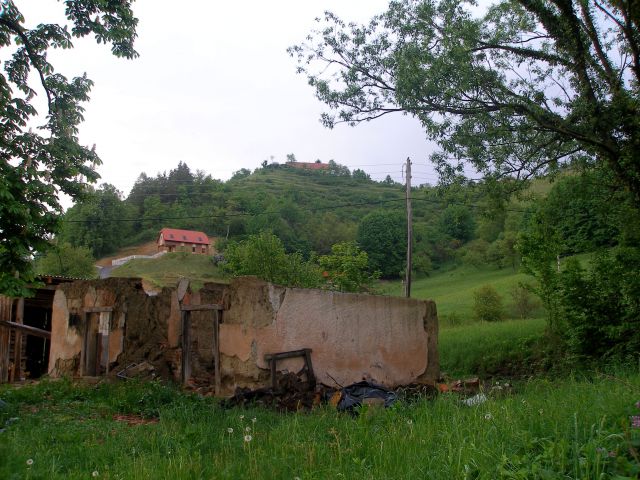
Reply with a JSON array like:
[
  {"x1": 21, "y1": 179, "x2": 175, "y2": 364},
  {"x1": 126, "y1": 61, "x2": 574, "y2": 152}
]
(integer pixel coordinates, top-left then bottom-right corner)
[
  {"x1": 48, "y1": 278, "x2": 178, "y2": 378},
  {"x1": 215, "y1": 277, "x2": 438, "y2": 393},
  {"x1": 48, "y1": 276, "x2": 438, "y2": 396}
]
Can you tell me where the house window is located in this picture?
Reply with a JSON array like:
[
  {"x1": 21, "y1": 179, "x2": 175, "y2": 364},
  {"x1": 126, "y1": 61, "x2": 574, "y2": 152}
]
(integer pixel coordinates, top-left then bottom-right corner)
[
  {"x1": 192, "y1": 245, "x2": 196, "y2": 253},
  {"x1": 202, "y1": 246, "x2": 206, "y2": 253}
]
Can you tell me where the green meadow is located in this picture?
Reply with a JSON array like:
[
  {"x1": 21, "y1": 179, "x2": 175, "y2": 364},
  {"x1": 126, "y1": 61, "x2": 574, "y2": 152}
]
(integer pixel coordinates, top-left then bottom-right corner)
[{"x1": 1, "y1": 375, "x2": 639, "y2": 479}]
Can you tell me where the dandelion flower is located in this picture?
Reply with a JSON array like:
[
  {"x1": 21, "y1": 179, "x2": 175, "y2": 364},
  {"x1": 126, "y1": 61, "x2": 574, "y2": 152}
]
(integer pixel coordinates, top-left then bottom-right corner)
[
  {"x1": 484, "y1": 413, "x2": 492, "y2": 420},
  {"x1": 227, "y1": 427, "x2": 233, "y2": 434},
  {"x1": 92, "y1": 471, "x2": 99, "y2": 477},
  {"x1": 252, "y1": 417, "x2": 257, "y2": 423},
  {"x1": 244, "y1": 434, "x2": 253, "y2": 442},
  {"x1": 26, "y1": 459, "x2": 34, "y2": 466},
  {"x1": 245, "y1": 426, "x2": 251, "y2": 432}
]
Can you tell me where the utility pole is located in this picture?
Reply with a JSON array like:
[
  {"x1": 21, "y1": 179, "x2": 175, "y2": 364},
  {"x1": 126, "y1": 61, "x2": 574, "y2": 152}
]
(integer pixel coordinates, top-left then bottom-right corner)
[{"x1": 405, "y1": 157, "x2": 412, "y2": 298}]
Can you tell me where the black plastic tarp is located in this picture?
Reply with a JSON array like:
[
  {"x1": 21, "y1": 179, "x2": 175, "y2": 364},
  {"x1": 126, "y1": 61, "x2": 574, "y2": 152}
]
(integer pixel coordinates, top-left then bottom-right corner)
[{"x1": 336, "y1": 381, "x2": 397, "y2": 412}]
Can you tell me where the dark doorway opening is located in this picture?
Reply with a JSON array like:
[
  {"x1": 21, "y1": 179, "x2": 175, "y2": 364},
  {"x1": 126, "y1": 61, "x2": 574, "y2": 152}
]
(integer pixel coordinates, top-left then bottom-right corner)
[{"x1": 23, "y1": 289, "x2": 55, "y2": 379}]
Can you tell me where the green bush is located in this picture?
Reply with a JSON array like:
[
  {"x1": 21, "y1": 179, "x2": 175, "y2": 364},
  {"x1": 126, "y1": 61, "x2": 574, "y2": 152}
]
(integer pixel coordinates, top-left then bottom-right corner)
[
  {"x1": 221, "y1": 231, "x2": 321, "y2": 288},
  {"x1": 559, "y1": 247, "x2": 640, "y2": 360},
  {"x1": 510, "y1": 283, "x2": 539, "y2": 319},
  {"x1": 318, "y1": 241, "x2": 379, "y2": 292},
  {"x1": 472, "y1": 285, "x2": 505, "y2": 322}
]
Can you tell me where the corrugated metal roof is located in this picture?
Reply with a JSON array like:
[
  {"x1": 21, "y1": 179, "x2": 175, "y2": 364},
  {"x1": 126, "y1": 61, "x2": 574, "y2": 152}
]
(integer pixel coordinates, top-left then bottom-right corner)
[{"x1": 159, "y1": 228, "x2": 211, "y2": 245}]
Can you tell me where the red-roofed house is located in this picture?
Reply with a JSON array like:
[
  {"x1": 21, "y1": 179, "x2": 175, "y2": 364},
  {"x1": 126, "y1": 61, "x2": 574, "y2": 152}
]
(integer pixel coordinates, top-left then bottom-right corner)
[
  {"x1": 158, "y1": 228, "x2": 211, "y2": 254},
  {"x1": 287, "y1": 161, "x2": 330, "y2": 171}
]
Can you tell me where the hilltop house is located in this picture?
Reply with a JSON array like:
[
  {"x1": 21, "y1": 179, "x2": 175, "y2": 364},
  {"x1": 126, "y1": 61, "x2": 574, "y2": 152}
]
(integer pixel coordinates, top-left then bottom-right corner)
[
  {"x1": 287, "y1": 161, "x2": 330, "y2": 171},
  {"x1": 158, "y1": 228, "x2": 211, "y2": 255}
]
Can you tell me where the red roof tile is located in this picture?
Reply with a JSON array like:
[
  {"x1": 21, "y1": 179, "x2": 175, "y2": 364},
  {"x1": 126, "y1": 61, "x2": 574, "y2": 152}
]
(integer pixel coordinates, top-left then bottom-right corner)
[
  {"x1": 159, "y1": 228, "x2": 210, "y2": 245},
  {"x1": 288, "y1": 162, "x2": 330, "y2": 170}
]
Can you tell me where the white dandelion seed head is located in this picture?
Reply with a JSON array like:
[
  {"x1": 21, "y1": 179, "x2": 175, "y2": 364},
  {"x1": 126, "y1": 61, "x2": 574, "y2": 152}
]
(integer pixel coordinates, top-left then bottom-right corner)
[
  {"x1": 252, "y1": 417, "x2": 257, "y2": 423},
  {"x1": 239, "y1": 415, "x2": 245, "y2": 420},
  {"x1": 92, "y1": 471, "x2": 99, "y2": 477},
  {"x1": 407, "y1": 419, "x2": 413, "y2": 425},
  {"x1": 244, "y1": 434, "x2": 253, "y2": 442},
  {"x1": 484, "y1": 413, "x2": 492, "y2": 420},
  {"x1": 539, "y1": 409, "x2": 544, "y2": 415},
  {"x1": 245, "y1": 426, "x2": 251, "y2": 432},
  {"x1": 227, "y1": 427, "x2": 233, "y2": 434},
  {"x1": 26, "y1": 459, "x2": 34, "y2": 466}
]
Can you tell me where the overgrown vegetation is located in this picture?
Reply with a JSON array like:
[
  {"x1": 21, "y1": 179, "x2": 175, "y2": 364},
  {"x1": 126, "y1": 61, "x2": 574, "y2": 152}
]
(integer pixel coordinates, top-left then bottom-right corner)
[{"x1": 1, "y1": 376, "x2": 639, "y2": 479}]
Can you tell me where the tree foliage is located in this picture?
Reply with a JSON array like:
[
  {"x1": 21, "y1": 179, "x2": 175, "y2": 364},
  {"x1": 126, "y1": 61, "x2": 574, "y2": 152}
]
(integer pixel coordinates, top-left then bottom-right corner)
[
  {"x1": 221, "y1": 231, "x2": 322, "y2": 288},
  {"x1": 35, "y1": 242, "x2": 96, "y2": 279},
  {"x1": 0, "y1": 1, "x2": 137, "y2": 295},
  {"x1": 60, "y1": 183, "x2": 134, "y2": 258},
  {"x1": 558, "y1": 248, "x2": 640, "y2": 360},
  {"x1": 318, "y1": 241, "x2": 379, "y2": 292},
  {"x1": 356, "y1": 210, "x2": 407, "y2": 278},
  {"x1": 290, "y1": 0, "x2": 640, "y2": 203}
]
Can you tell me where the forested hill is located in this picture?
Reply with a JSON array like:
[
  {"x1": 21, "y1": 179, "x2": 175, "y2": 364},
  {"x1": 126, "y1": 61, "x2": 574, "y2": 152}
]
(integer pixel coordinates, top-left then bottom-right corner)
[{"x1": 58, "y1": 160, "x2": 638, "y2": 278}]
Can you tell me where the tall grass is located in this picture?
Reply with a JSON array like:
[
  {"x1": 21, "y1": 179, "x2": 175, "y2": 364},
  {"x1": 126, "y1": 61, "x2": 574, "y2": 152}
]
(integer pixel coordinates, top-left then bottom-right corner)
[
  {"x1": 439, "y1": 319, "x2": 547, "y2": 377},
  {"x1": 1, "y1": 376, "x2": 639, "y2": 479}
]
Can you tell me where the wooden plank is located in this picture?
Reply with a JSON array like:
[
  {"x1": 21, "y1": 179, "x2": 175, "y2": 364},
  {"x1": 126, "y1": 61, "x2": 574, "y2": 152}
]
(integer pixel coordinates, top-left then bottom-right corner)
[
  {"x1": 304, "y1": 349, "x2": 316, "y2": 388},
  {"x1": 213, "y1": 310, "x2": 221, "y2": 395},
  {"x1": 0, "y1": 321, "x2": 51, "y2": 339},
  {"x1": 270, "y1": 359, "x2": 277, "y2": 390},
  {"x1": 181, "y1": 310, "x2": 191, "y2": 385},
  {"x1": 177, "y1": 278, "x2": 190, "y2": 303},
  {"x1": 180, "y1": 304, "x2": 223, "y2": 312},
  {"x1": 83, "y1": 306, "x2": 114, "y2": 313},
  {"x1": 264, "y1": 348, "x2": 312, "y2": 361},
  {"x1": 0, "y1": 297, "x2": 10, "y2": 382},
  {"x1": 95, "y1": 332, "x2": 102, "y2": 376},
  {"x1": 0, "y1": 327, "x2": 9, "y2": 383},
  {"x1": 13, "y1": 298, "x2": 23, "y2": 382}
]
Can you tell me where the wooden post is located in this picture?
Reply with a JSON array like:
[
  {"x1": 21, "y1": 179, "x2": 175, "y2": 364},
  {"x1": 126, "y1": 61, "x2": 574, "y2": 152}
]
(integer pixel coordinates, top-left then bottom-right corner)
[
  {"x1": 405, "y1": 157, "x2": 413, "y2": 298},
  {"x1": 181, "y1": 310, "x2": 191, "y2": 386},
  {"x1": 13, "y1": 298, "x2": 24, "y2": 381},
  {"x1": 213, "y1": 310, "x2": 221, "y2": 395},
  {"x1": 0, "y1": 298, "x2": 12, "y2": 383}
]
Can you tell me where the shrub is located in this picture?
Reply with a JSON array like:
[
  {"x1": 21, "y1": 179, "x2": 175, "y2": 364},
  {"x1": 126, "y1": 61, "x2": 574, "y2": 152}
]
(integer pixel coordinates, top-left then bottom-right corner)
[
  {"x1": 221, "y1": 231, "x2": 321, "y2": 288},
  {"x1": 510, "y1": 283, "x2": 539, "y2": 319},
  {"x1": 473, "y1": 285, "x2": 505, "y2": 322},
  {"x1": 559, "y1": 248, "x2": 640, "y2": 360},
  {"x1": 318, "y1": 241, "x2": 379, "y2": 292}
]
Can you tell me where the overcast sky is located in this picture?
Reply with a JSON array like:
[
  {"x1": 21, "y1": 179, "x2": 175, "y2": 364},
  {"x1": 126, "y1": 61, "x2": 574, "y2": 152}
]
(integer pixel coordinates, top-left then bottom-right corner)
[{"x1": 23, "y1": 1, "x2": 441, "y2": 198}]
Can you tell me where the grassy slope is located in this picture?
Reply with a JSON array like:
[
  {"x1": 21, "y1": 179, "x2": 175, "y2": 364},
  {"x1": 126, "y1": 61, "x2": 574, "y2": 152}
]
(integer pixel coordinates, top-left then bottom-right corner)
[
  {"x1": 384, "y1": 264, "x2": 540, "y2": 323},
  {"x1": 110, "y1": 252, "x2": 224, "y2": 289},
  {"x1": 1, "y1": 377, "x2": 639, "y2": 479},
  {"x1": 95, "y1": 240, "x2": 159, "y2": 267}
]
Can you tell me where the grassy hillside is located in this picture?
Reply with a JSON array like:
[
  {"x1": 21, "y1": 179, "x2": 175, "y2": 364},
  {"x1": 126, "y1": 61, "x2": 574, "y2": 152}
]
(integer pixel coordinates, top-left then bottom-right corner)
[
  {"x1": 95, "y1": 240, "x2": 158, "y2": 267},
  {"x1": 384, "y1": 264, "x2": 541, "y2": 325},
  {"x1": 110, "y1": 252, "x2": 224, "y2": 289}
]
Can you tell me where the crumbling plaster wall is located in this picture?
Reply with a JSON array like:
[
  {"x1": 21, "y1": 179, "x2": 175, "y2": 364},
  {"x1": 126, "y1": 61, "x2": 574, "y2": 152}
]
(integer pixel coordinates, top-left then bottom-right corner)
[
  {"x1": 215, "y1": 277, "x2": 438, "y2": 391},
  {"x1": 48, "y1": 278, "x2": 177, "y2": 378},
  {"x1": 48, "y1": 276, "x2": 438, "y2": 394}
]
